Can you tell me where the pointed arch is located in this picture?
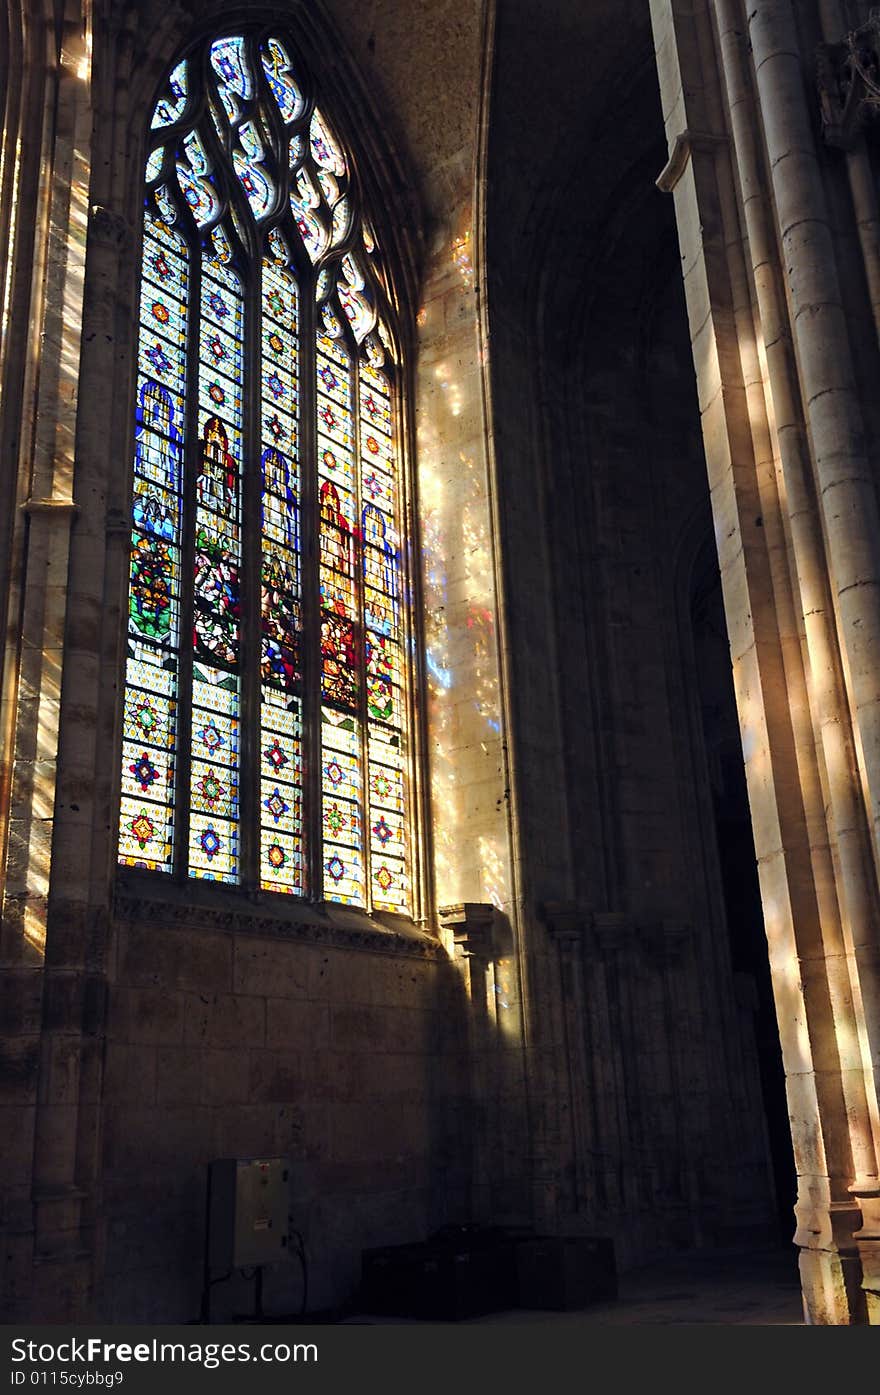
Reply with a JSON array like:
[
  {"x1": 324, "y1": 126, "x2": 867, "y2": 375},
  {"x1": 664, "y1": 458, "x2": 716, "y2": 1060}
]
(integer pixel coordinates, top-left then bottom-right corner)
[{"x1": 118, "y1": 26, "x2": 413, "y2": 914}]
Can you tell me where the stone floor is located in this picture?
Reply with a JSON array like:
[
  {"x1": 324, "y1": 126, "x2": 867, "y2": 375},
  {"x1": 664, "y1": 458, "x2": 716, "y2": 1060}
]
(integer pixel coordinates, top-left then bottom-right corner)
[{"x1": 343, "y1": 1246, "x2": 804, "y2": 1326}]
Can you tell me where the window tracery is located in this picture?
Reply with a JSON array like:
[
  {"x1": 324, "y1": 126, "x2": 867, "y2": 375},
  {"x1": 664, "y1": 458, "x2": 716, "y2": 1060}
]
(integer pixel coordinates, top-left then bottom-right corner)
[{"x1": 118, "y1": 31, "x2": 411, "y2": 915}]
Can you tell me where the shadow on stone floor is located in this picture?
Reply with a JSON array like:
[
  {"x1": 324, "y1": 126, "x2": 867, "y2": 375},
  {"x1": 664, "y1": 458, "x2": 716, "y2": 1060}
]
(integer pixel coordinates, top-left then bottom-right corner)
[{"x1": 340, "y1": 1246, "x2": 804, "y2": 1326}]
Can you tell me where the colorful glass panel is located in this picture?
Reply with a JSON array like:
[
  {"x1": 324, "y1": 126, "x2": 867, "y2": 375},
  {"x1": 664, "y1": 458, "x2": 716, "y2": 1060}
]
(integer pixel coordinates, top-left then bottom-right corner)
[
  {"x1": 261, "y1": 38, "x2": 305, "y2": 123},
  {"x1": 261, "y1": 690, "x2": 304, "y2": 894},
  {"x1": 124, "y1": 31, "x2": 411, "y2": 915},
  {"x1": 146, "y1": 147, "x2": 164, "y2": 182},
  {"x1": 118, "y1": 214, "x2": 188, "y2": 873},
  {"x1": 310, "y1": 108, "x2": 346, "y2": 177},
  {"x1": 317, "y1": 336, "x2": 358, "y2": 715},
  {"x1": 210, "y1": 36, "x2": 254, "y2": 124},
  {"x1": 176, "y1": 131, "x2": 219, "y2": 228},
  {"x1": 189, "y1": 248, "x2": 243, "y2": 882},
  {"x1": 260, "y1": 257, "x2": 303, "y2": 893},
  {"x1": 359, "y1": 363, "x2": 409, "y2": 912},
  {"x1": 150, "y1": 60, "x2": 188, "y2": 130},
  {"x1": 233, "y1": 121, "x2": 276, "y2": 219},
  {"x1": 321, "y1": 707, "x2": 364, "y2": 904}
]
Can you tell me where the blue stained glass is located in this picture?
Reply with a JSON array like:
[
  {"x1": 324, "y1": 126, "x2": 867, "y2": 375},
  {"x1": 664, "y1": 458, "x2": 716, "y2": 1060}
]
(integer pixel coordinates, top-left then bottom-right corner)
[
  {"x1": 210, "y1": 36, "x2": 254, "y2": 123},
  {"x1": 146, "y1": 147, "x2": 164, "y2": 182},
  {"x1": 261, "y1": 38, "x2": 305, "y2": 123},
  {"x1": 176, "y1": 163, "x2": 219, "y2": 228},
  {"x1": 183, "y1": 129, "x2": 210, "y2": 177},
  {"x1": 153, "y1": 185, "x2": 177, "y2": 225},
  {"x1": 150, "y1": 60, "x2": 188, "y2": 130},
  {"x1": 292, "y1": 205, "x2": 328, "y2": 263},
  {"x1": 212, "y1": 225, "x2": 233, "y2": 263},
  {"x1": 288, "y1": 134, "x2": 305, "y2": 169},
  {"x1": 268, "y1": 228, "x2": 289, "y2": 264},
  {"x1": 233, "y1": 122, "x2": 275, "y2": 219},
  {"x1": 310, "y1": 108, "x2": 346, "y2": 177}
]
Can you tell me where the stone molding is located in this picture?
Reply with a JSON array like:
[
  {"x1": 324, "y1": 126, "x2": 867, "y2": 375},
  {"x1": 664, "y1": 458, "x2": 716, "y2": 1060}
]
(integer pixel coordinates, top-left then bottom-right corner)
[
  {"x1": 114, "y1": 888, "x2": 445, "y2": 961},
  {"x1": 438, "y1": 901, "x2": 495, "y2": 962},
  {"x1": 20, "y1": 497, "x2": 78, "y2": 518},
  {"x1": 655, "y1": 128, "x2": 728, "y2": 194}
]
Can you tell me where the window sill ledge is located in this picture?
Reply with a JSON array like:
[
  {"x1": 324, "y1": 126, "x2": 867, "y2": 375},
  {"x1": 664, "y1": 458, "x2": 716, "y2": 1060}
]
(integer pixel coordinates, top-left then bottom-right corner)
[{"x1": 114, "y1": 870, "x2": 444, "y2": 960}]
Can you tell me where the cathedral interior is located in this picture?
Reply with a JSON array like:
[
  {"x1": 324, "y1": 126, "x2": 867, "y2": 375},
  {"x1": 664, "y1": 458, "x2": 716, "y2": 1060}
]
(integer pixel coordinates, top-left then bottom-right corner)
[{"x1": 2, "y1": 0, "x2": 880, "y2": 1326}]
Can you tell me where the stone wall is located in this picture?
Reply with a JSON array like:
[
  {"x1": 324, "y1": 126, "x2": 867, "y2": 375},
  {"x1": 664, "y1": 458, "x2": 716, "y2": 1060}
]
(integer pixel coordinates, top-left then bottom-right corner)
[{"x1": 98, "y1": 909, "x2": 469, "y2": 1320}]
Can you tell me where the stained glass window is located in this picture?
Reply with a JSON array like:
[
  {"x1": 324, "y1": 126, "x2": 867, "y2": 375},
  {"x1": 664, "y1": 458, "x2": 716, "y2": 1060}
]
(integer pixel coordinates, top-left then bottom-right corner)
[{"x1": 118, "y1": 30, "x2": 413, "y2": 917}]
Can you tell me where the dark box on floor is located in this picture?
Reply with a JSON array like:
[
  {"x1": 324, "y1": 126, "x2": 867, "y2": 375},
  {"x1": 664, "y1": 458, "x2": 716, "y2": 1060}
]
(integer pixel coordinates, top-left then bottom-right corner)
[
  {"x1": 360, "y1": 1227, "x2": 616, "y2": 1320},
  {"x1": 515, "y1": 1235, "x2": 617, "y2": 1309},
  {"x1": 360, "y1": 1227, "x2": 518, "y2": 1321}
]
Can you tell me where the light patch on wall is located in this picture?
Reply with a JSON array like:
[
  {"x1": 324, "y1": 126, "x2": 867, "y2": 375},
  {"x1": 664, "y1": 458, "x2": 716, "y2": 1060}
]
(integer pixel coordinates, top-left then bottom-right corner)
[
  {"x1": 478, "y1": 834, "x2": 505, "y2": 912},
  {"x1": 416, "y1": 227, "x2": 511, "y2": 918},
  {"x1": 433, "y1": 360, "x2": 463, "y2": 419},
  {"x1": 0, "y1": 138, "x2": 21, "y2": 342},
  {"x1": 452, "y1": 230, "x2": 473, "y2": 290}
]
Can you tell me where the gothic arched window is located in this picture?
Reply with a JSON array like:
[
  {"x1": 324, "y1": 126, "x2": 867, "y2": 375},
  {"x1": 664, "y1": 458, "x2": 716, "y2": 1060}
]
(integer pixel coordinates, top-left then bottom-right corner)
[{"x1": 117, "y1": 32, "x2": 412, "y2": 915}]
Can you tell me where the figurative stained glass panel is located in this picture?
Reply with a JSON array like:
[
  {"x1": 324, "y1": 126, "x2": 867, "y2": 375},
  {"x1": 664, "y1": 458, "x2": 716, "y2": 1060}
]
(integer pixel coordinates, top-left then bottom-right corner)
[
  {"x1": 260, "y1": 251, "x2": 303, "y2": 894},
  {"x1": 118, "y1": 212, "x2": 187, "y2": 872},
  {"x1": 317, "y1": 336, "x2": 358, "y2": 709},
  {"x1": 317, "y1": 334, "x2": 366, "y2": 902},
  {"x1": 189, "y1": 245, "x2": 244, "y2": 883}
]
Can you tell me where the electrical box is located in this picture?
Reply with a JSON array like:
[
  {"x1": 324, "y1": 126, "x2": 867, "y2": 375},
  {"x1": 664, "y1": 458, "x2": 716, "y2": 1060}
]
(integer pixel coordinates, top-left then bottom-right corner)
[{"x1": 208, "y1": 1157, "x2": 291, "y2": 1269}]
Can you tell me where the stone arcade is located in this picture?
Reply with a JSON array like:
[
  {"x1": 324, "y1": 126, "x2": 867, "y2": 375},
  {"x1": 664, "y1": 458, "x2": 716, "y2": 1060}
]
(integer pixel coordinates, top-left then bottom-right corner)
[{"x1": 2, "y1": 0, "x2": 880, "y2": 1325}]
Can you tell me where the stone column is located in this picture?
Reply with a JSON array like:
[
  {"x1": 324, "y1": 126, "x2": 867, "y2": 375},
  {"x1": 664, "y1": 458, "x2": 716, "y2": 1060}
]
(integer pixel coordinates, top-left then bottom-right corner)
[
  {"x1": 542, "y1": 902, "x2": 595, "y2": 1220},
  {"x1": 650, "y1": 0, "x2": 875, "y2": 1321},
  {"x1": 593, "y1": 913, "x2": 637, "y2": 1219},
  {"x1": 0, "y1": 2, "x2": 95, "y2": 1320}
]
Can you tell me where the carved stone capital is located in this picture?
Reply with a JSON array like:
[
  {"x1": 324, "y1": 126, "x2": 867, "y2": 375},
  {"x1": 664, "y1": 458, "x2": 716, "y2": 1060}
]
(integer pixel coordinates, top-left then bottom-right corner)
[
  {"x1": 20, "y1": 497, "x2": 78, "y2": 522},
  {"x1": 818, "y1": 10, "x2": 880, "y2": 149},
  {"x1": 89, "y1": 205, "x2": 134, "y2": 251},
  {"x1": 438, "y1": 902, "x2": 494, "y2": 962}
]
